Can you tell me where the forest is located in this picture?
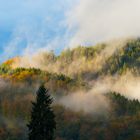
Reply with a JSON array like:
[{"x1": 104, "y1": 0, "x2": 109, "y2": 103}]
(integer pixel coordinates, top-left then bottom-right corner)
[{"x1": 0, "y1": 38, "x2": 140, "y2": 140}]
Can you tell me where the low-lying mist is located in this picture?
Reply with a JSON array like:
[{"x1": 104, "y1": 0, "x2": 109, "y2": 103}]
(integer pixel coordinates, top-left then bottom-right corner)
[
  {"x1": 11, "y1": 38, "x2": 130, "y2": 76},
  {"x1": 0, "y1": 71, "x2": 140, "y2": 115},
  {"x1": 1, "y1": 39, "x2": 140, "y2": 115},
  {"x1": 57, "y1": 90, "x2": 110, "y2": 115},
  {"x1": 55, "y1": 72, "x2": 140, "y2": 115}
]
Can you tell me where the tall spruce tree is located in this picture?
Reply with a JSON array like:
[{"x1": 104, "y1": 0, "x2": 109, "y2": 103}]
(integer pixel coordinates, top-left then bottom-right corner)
[{"x1": 27, "y1": 85, "x2": 56, "y2": 140}]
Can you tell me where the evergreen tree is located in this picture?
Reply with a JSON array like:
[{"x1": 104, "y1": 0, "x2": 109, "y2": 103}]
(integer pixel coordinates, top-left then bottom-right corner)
[{"x1": 27, "y1": 85, "x2": 56, "y2": 140}]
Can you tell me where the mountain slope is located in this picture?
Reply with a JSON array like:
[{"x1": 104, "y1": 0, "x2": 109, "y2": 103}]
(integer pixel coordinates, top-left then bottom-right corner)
[
  {"x1": 3, "y1": 38, "x2": 140, "y2": 80},
  {"x1": 0, "y1": 38, "x2": 140, "y2": 140},
  {"x1": 102, "y1": 39, "x2": 140, "y2": 75}
]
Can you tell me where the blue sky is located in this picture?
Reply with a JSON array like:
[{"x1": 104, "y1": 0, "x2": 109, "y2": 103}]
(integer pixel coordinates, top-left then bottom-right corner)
[
  {"x1": 1, "y1": 0, "x2": 140, "y2": 62},
  {"x1": 0, "y1": 0, "x2": 75, "y2": 62}
]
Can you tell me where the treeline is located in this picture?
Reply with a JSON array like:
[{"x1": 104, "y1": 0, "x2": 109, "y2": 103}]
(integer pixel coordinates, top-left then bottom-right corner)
[
  {"x1": 0, "y1": 38, "x2": 140, "y2": 139},
  {"x1": 0, "y1": 91, "x2": 139, "y2": 140},
  {"x1": 108, "y1": 92, "x2": 140, "y2": 116},
  {"x1": 3, "y1": 39, "x2": 140, "y2": 80},
  {"x1": 0, "y1": 67, "x2": 86, "y2": 95},
  {"x1": 101, "y1": 39, "x2": 140, "y2": 75}
]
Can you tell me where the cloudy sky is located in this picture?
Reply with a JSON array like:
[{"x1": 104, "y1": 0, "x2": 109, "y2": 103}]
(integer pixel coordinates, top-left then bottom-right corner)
[{"x1": 0, "y1": 0, "x2": 140, "y2": 62}]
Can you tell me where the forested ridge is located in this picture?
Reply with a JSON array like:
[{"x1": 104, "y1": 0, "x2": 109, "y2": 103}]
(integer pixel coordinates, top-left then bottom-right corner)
[{"x1": 0, "y1": 39, "x2": 140, "y2": 140}]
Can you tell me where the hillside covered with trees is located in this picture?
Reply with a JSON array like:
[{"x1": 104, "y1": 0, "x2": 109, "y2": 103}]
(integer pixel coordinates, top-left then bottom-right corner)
[{"x1": 0, "y1": 39, "x2": 140, "y2": 140}]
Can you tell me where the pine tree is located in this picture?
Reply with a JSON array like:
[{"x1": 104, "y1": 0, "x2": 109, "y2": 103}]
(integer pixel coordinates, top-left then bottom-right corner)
[{"x1": 27, "y1": 85, "x2": 56, "y2": 140}]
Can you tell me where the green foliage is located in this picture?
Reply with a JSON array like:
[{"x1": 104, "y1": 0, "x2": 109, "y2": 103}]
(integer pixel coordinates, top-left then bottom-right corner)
[
  {"x1": 58, "y1": 44, "x2": 105, "y2": 63},
  {"x1": 108, "y1": 92, "x2": 140, "y2": 116},
  {"x1": 54, "y1": 103, "x2": 140, "y2": 140},
  {"x1": 0, "y1": 91, "x2": 139, "y2": 140},
  {"x1": 102, "y1": 39, "x2": 140, "y2": 75},
  {"x1": 0, "y1": 39, "x2": 140, "y2": 140},
  {"x1": 0, "y1": 64, "x2": 11, "y2": 74},
  {"x1": 2, "y1": 39, "x2": 140, "y2": 79},
  {"x1": 27, "y1": 85, "x2": 56, "y2": 140},
  {"x1": 0, "y1": 66, "x2": 85, "y2": 95}
]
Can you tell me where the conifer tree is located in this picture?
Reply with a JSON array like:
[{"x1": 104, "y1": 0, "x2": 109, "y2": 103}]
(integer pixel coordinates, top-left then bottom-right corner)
[{"x1": 27, "y1": 85, "x2": 56, "y2": 140}]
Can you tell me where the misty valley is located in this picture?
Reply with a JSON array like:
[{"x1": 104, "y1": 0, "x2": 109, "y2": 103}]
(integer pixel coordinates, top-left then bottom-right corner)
[{"x1": 0, "y1": 39, "x2": 140, "y2": 140}]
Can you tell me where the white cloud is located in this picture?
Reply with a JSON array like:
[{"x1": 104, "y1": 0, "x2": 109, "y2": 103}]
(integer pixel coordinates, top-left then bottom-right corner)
[
  {"x1": 2, "y1": 0, "x2": 140, "y2": 62},
  {"x1": 66, "y1": 0, "x2": 140, "y2": 46},
  {"x1": 0, "y1": 0, "x2": 75, "y2": 62}
]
